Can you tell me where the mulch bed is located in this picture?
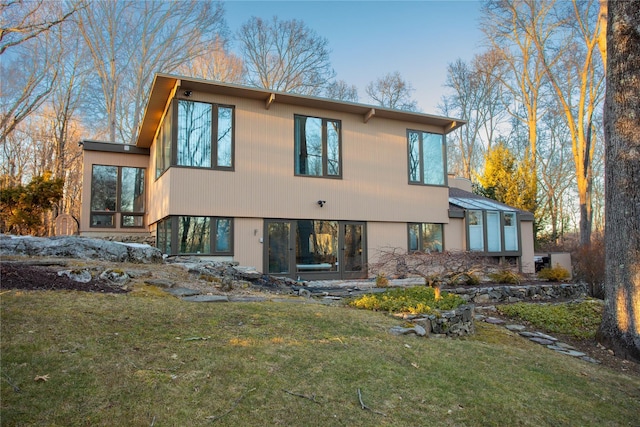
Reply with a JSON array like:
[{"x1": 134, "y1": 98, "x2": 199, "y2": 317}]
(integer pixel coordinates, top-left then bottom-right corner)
[{"x1": 0, "y1": 263, "x2": 128, "y2": 294}]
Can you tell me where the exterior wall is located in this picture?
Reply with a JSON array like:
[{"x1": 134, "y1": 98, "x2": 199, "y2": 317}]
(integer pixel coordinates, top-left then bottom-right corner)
[
  {"x1": 80, "y1": 149, "x2": 150, "y2": 236},
  {"x1": 146, "y1": 91, "x2": 450, "y2": 226},
  {"x1": 444, "y1": 217, "x2": 466, "y2": 251},
  {"x1": 366, "y1": 222, "x2": 409, "y2": 266},
  {"x1": 234, "y1": 217, "x2": 264, "y2": 270},
  {"x1": 520, "y1": 220, "x2": 535, "y2": 274}
]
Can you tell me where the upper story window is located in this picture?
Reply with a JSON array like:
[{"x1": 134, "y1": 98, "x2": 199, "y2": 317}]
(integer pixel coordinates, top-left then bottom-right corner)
[
  {"x1": 407, "y1": 130, "x2": 446, "y2": 186},
  {"x1": 408, "y1": 223, "x2": 443, "y2": 253},
  {"x1": 91, "y1": 165, "x2": 145, "y2": 228},
  {"x1": 155, "y1": 99, "x2": 234, "y2": 178},
  {"x1": 294, "y1": 115, "x2": 341, "y2": 178},
  {"x1": 468, "y1": 210, "x2": 519, "y2": 254}
]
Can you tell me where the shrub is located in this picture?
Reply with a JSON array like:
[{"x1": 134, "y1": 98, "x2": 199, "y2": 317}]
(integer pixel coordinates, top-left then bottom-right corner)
[
  {"x1": 537, "y1": 264, "x2": 570, "y2": 282},
  {"x1": 572, "y1": 235, "x2": 605, "y2": 298},
  {"x1": 449, "y1": 272, "x2": 480, "y2": 286},
  {"x1": 375, "y1": 273, "x2": 389, "y2": 287},
  {"x1": 488, "y1": 269, "x2": 521, "y2": 284},
  {"x1": 348, "y1": 286, "x2": 466, "y2": 315}
]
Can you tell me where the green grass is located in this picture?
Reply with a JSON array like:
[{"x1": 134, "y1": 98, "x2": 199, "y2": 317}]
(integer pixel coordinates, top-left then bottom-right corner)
[
  {"x1": 348, "y1": 286, "x2": 466, "y2": 314},
  {"x1": 1, "y1": 290, "x2": 639, "y2": 426},
  {"x1": 497, "y1": 300, "x2": 604, "y2": 339}
]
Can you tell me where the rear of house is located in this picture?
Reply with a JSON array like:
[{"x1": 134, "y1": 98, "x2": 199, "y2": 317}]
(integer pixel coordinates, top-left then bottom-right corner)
[{"x1": 80, "y1": 73, "x2": 534, "y2": 279}]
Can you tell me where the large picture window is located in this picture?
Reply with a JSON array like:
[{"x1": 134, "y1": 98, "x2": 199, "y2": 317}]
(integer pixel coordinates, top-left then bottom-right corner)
[
  {"x1": 156, "y1": 216, "x2": 233, "y2": 256},
  {"x1": 177, "y1": 100, "x2": 234, "y2": 169},
  {"x1": 90, "y1": 165, "x2": 145, "y2": 228},
  {"x1": 294, "y1": 115, "x2": 341, "y2": 177},
  {"x1": 408, "y1": 223, "x2": 443, "y2": 253},
  {"x1": 408, "y1": 130, "x2": 446, "y2": 186},
  {"x1": 155, "y1": 99, "x2": 234, "y2": 177}
]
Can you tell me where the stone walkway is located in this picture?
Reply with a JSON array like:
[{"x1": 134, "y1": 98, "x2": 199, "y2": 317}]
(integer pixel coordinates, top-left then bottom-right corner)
[{"x1": 475, "y1": 306, "x2": 600, "y2": 364}]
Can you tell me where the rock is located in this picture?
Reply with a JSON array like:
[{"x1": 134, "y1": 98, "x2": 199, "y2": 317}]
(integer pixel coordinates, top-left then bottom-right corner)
[
  {"x1": 473, "y1": 293, "x2": 491, "y2": 304},
  {"x1": 414, "y1": 325, "x2": 427, "y2": 337},
  {"x1": 0, "y1": 235, "x2": 163, "y2": 263},
  {"x1": 181, "y1": 295, "x2": 229, "y2": 303},
  {"x1": 529, "y1": 337, "x2": 556, "y2": 345},
  {"x1": 144, "y1": 279, "x2": 175, "y2": 288},
  {"x1": 505, "y1": 324, "x2": 526, "y2": 331},
  {"x1": 57, "y1": 269, "x2": 92, "y2": 283},
  {"x1": 99, "y1": 269, "x2": 130, "y2": 285},
  {"x1": 580, "y1": 356, "x2": 600, "y2": 364},
  {"x1": 389, "y1": 326, "x2": 417, "y2": 336},
  {"x1": 165, "y1": 287, "x2": 201, "y2": 297},
  {"x1": 484, "y1": 317, "x2": 505, "y2": 325},
  {"x1": 548, "y1": 347, "x2": 586, "y2": 357}
]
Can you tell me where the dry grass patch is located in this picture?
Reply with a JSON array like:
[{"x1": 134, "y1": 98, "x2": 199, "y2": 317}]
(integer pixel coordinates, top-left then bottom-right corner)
[{"x1": 1, "y1": 290, "x2": 639, "y2": 426}]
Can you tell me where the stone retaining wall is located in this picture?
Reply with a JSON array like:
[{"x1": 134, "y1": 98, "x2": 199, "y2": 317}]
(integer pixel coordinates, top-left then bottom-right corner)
[
  {"x1": 448, "y1": 283, "x2": 587, "y2": 304},
  {"x1": 392, "y1": 305, "x2": 475, "y2": 338}
]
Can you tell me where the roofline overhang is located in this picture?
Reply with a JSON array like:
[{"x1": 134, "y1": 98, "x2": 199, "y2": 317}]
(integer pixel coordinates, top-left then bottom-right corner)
[{"x1": 135, "y1": 73, "x2": 466, "y2": 148}]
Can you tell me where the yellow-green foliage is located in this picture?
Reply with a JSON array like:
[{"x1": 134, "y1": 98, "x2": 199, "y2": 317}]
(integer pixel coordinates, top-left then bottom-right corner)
[
  {"x1": 537, "y1": 264, "x2": 571, "y2": 282},
  {"x1": 349, "y1": 286, "x2": 466, "y2": 315},
  {"x1": 489, "y1": 269, "x2": 521, "y2": 284},
  {"x1": 375, "y1": 273, "x2": 389, "y2": 287},
  {"x1": 498, "y1": 300, "x2": 603, "y2": 339}
]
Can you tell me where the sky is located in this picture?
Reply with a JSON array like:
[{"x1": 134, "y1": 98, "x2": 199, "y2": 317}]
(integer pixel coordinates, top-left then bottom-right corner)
[{"x1": 224, "y1": 0, "x2": 485, "y2": 113}]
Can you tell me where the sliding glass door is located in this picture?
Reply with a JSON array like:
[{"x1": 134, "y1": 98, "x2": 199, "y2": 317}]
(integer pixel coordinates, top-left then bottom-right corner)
[{"x1": 265, "y1": 220, "x2": 366, "y2": 280}]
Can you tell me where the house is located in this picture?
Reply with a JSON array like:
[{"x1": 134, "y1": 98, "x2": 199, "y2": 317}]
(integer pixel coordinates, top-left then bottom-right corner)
[{"x1": 80, "y1": 73, "x2": 535, "y2": 279}]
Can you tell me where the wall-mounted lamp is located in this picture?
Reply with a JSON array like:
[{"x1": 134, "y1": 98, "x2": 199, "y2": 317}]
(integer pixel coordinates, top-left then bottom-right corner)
[
  {"x1": 184, "y1": 90, "x2": 192, "y2": 97},
  {"x1": 317, "y1": 200, "x2": 326, "y2": 207}
]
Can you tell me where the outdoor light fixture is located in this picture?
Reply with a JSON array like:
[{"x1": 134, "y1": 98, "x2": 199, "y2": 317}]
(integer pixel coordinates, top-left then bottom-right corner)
[
  {"x1": 317, "y1": 200, "x2": 326, "y2": 207},
  {"x1": 183, "y1": 90, "x2": 192, "y2": 97}
]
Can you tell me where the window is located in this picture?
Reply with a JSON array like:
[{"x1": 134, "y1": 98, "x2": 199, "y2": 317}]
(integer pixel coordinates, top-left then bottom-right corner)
[
  {"x1": 467, "y1": 210, "x2": 519, "y2": 254},
  {"x1": 177, "y1": 100, "x2": 234, "y2": 169},
  {"x1": 155, "y1": 104, "x2": 173, "y2": 178},
  {"x1": 408, "y1": 223, "x2": 443, "y2": 253},
  {"x1": 156, "y1": 216, "x2": 233, "y2": 256},
  {"x1": 294, "y1": 115, "x2": 341, "y2": 177},
  {"x1": 90, "y1": 165, "x2": 145, "y2": 228},
  {"x1": 155, "y1": 100, "x2": 234, "y2": 177},
  {"x1": 407, "y1": 130, "x2": 446, "y2": 186}
]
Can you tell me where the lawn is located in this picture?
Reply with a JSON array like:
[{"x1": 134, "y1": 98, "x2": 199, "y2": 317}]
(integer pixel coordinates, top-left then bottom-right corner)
[{"x1": 1, "y1": 290, "x2": 639, "y2": 426}]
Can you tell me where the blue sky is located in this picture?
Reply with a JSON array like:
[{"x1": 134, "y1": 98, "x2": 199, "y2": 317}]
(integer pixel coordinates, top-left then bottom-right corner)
[{"x1": 224, "y1": 0, "x2": 484, "y2": 113}]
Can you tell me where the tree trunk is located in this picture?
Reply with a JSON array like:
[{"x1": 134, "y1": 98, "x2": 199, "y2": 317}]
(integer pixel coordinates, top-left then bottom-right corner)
[{"x1": 596, "y1": 0, "x2": 640, "y2": 362}]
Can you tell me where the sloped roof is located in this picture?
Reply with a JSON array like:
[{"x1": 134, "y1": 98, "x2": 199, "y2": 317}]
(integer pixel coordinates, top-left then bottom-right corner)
[
  {"x1": 135, "y1": 73, "x2": 466, "y2": 148},
  {"x1": 448, "y1": 187, "x2": 535, "y2": 221}
]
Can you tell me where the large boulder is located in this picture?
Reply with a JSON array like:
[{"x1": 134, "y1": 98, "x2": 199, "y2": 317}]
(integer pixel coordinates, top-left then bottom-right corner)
[{"x1": 0, "y1": 235, "x2": 163, "y2": 264}]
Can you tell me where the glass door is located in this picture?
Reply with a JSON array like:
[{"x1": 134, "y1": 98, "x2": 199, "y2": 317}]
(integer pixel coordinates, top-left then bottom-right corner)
[
  {"x1": 266, "y1": 220, "x2": 293, "y2": 275},
  {"x1": 341, "y1": 222, "x2": 366, "y2": 279}
]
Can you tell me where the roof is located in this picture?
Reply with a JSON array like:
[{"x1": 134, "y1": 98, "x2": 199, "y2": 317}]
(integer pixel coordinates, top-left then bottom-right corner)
[
  {"x1": 448, "y1": 187, "x2": 535, "y2": 221},
  {"x1": 135, "y1": 73, "x2": 466, "y2": 148}
]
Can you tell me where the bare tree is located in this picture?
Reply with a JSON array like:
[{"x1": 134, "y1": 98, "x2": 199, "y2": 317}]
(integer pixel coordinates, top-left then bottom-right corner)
[
  {"x1": 178, "y1": 36, "x2": 245, "y2": 84},
  {"x1": 77, "y1": 0, "x2": 226, "y2": 144},
  {"x1": 597, "y1": 0, "x2": 640, "y2": 362},
  {"x1": 370, "y1": 248, "x2": 493, "y2": 300},
  {"x1": 325, "y1": 80, "x2": 359, "y2": 102},
  {"x1": 0, "y1": 0, "x2": 82, "y2": 55},
  {"x1": 0, "y1": 22, "x2": 62, "y2": 178},
  {"x1": 237, "y1": 16, "x2": 335, "y2": 96},
  {"x1": 440, "y1": 49, "x2": 508, "y2": 179},
  {"x1": 365, "y1": 71, "x2": 418, "y2": 111},
  {"x1": 529, "y1": 0, "x2": 605, "y2": 246}
]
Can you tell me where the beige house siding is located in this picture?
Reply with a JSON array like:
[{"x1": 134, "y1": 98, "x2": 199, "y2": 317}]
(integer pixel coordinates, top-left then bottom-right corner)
[
  {"x1": 146, "y1": 92, "x2": 450, "y2": 226},
  {"x1": 234, "y1": 217, "x2": 264, "y2": 270},
  {"x1": 520, "y1": 220, "x2": 535, "y2": 274},
  {"x1": 444, "y1": 218, "x2": 466, "y2": 251}
]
